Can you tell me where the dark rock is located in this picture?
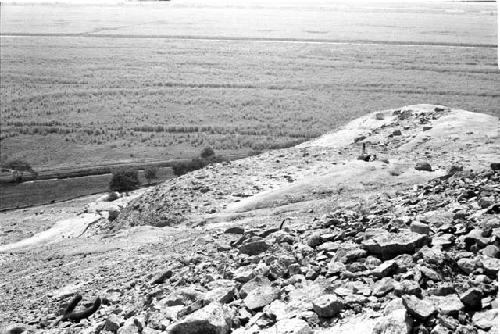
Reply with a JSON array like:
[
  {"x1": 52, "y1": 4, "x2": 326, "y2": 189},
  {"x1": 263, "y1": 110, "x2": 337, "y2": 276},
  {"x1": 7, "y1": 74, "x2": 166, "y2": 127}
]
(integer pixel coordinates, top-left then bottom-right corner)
[
  {"x1": 491, "y1": 163, "x2": 500, "y2": 171},
  {"x1": 152, "y1": 270, "x2": 173, "y2": 284},
  {"x1": 239, "y1": 240, "x2": 269, "y2": 256},
  {"x1": 224, "y1": 226, "x2": 245, "y2": 234},
  {"x1": 410, "y1": 221, "x2": 430, "y2": 235},
  {"x1": 460, "y1": 288, "x2": 482, "y2": 310},
  {"x1": 415, "y1": 162, "x2": 432, "y2": 172}
]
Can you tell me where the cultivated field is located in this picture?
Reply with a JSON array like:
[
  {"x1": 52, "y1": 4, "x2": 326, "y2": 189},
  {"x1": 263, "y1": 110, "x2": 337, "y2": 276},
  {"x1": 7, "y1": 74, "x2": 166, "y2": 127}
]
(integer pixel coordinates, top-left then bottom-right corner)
[{"x1": 0, "y1": 0, "x2": 498, "y2": 170}]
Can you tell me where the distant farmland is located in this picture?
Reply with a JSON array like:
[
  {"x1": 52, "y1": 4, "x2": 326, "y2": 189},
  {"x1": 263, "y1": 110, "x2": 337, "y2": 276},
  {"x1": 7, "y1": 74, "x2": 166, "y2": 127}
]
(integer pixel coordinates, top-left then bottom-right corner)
[{"x1": 1, "y1": 1, "x2": 498, "y2": 170}]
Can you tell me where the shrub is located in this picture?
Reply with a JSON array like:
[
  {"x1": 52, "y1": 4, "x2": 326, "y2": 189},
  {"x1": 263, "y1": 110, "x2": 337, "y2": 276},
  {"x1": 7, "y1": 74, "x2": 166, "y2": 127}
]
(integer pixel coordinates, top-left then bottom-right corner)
[
  {"x1": 144, "y1": 166, "x2": 159, "y2": 184},
  {"x1": 200, "y1": 147, "x2": 215, "y2": 159},
  {"x1": 109, "y1": 169, "x2": 139, "y2": 192}
]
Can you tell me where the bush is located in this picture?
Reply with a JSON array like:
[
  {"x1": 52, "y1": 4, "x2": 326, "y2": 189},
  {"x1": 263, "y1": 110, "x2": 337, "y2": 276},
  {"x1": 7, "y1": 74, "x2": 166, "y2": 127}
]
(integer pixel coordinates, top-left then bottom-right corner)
[
  {"x1": 144, "y1": 166, "x2": 158, "y2": 184},
  {"x1": 172, "y1": 158, "x2": 206, "y2": 177},
  {"x1": 109, "y1": 169, "x2": 139, "y2": 192},
  {"x1": 200, "y1": 147, "x2": 215, "y2": 159}
]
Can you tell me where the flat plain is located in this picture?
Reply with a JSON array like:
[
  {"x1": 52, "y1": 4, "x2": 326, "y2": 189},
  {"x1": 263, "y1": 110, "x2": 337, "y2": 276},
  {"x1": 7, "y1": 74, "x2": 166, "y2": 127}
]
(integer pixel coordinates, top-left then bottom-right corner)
[{"x1": 1, "y1": 0, "x2": 498, "y2": 170}]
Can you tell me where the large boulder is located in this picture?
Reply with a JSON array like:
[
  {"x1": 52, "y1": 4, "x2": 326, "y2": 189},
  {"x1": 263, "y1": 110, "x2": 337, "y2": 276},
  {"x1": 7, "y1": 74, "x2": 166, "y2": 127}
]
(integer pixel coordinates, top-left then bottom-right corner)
[
  {"x1": 362, "y1": 230, "x2": 429, "y2": 259},
  {"x1": 167, "y1": 302, "x2": 233, "y2": 334}
]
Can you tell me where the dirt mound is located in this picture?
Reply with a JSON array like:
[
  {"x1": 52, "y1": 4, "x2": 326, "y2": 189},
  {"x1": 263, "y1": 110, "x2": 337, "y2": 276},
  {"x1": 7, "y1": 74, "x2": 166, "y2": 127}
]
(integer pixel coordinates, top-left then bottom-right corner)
[{"x1": 1, "y1": 105, "x2": 498, "y2": 334}]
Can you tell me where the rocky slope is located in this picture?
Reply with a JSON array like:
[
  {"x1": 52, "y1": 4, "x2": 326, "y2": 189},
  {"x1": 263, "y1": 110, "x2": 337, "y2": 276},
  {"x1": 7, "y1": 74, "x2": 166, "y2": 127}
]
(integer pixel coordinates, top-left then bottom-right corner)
[{"x1": 0, "y1": 104, "x2": 499, "y2": 334}]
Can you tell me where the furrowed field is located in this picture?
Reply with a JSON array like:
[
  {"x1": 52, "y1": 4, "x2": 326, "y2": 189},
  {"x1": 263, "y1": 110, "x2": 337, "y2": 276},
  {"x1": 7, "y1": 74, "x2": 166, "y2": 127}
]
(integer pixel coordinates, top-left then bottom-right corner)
[{"x1": 1, "y1": 0, "x2": 498, "y2": 170}]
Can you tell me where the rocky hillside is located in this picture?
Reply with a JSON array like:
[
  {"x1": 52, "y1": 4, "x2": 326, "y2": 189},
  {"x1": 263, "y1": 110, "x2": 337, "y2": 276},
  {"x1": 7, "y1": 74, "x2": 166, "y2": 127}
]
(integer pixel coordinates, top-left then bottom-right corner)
[{"x1": 0, "y1": 104, "x2": 499, "y2": 334}]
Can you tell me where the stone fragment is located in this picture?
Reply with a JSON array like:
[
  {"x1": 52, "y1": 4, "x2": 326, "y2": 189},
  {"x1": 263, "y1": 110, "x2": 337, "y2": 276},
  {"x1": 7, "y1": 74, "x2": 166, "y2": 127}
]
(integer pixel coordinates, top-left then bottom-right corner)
[
  {"x1": 472, "y1": 309, "x2": 498, "y2": 330},
  {"x1": 410, "y1": 221, "x2": 430, "y2": 235},
  {"x1": 244, "y1": 285, "x2": 278, "y2": 310},
  {"x1": 362, "y1": 230, "x2": 428, "y2": 259},
  {"x1": 260, "y1": 318, "x2": 313, "y2": 334},
  {"x1": 224, "y1": 226, "x2": 245, "y2": 234},
  {"x1": 372, "y1": 260, "x2": 398, "y2": 278},
  {"x1": 312, "y1": 295, "x2": 344, "y2": 317},
  {"x1": 457, "y1": 258, "x2": 478, "y2": 274},
  {"x1": 415, "y1": 162, "x2": 432, "y2": 171},
  {"x1": 481, "y1": 245, "x2": 499, "y2": 258},
  {"x1": 232, "y1": 267, "x2": 254, "y2": 283},
  {"x1": 167, "y1": 302, "x2": 233, "y2": 334},
  {"x1": 239, "y1": 240, "x2": 268, "y2": 256},
  {"x1": 240, "y1": 277, "x2": 271, "y2": 298},
  {"x1": 402, "y1": 295, "x2": 436, "y2": 321},
  {"x1": 429, "y1": 295, "x2": 464, "y2": 316},
  {"x1": 491, "y1": 163, "x2": 500, "y2": 170},
  {"x1": 419, "y1": 266, "x2": 441, "y2": 281},
  {"x1": 333, "y1": 246, "x2": 366, "y2": 263},
  {"x1": 372, "y1": 277, "x2": 395, "y2": 297},
  {"x1": 394, "y1": 280, "x2": 421, "y2": 297},
  {"x1": 480, "y1": 257, "x2": 500, "y2": 277},
  {"x1": 307, "y1": 232, "x2": 323, "y2": 248},
  {"x1": 460, "y1": 289, "x2": 482, "y2": 310},
  {"x1": 427, "y1": 283, "x2": 455, "y2": 296},
  {"x1": 373, "y1": 308, "x2": 412, "y2": 334},
  {"x1": 152, "y1": 270, "x2": 173, "y2": 284}
]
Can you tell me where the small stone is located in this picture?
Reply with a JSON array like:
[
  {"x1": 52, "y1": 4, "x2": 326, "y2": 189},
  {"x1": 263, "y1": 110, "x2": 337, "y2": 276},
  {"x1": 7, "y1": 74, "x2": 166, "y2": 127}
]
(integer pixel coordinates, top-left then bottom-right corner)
[
  {"x1": 261, "y1": 318, "x2": 313, "y2": 334},
  {"x1": 392, "y1": 129, "x2": 402, "y2": 136},
  {"x1": 244, "y1": 285, "x2": 278, "y2": 310},
  {"x1": 491, "y1": 163, "x2": 500, "y2": 171},
  {"x1": 419, "y1": 266, "x2": 441, "y2": 281},
  {"x1": 427, "y1": 283, "x2": 455, "y2": 296},
  {"x1": 239, "y1": 240, "x2": 269, "y2": 256},
  {"x1": 481, "y1": 245, "x2": 499, "y2": 258},
  {"x1": 394, "y1": 280, "x2": 421, "y2": 297},
  {"x1": 472, "y1": 309, "x2": 498, "y2": 330},
  {"x1": 402, "y1": 295, "x2": 436, "y2": 321},
  {"x1": 372, "y1": 277, "x2": 395, "y2": 297},
  {"x1": 480, "y1": 257, "x2": 500, "y2": 277},
  {"x1": 224, "y1": 226, "x2": 245, "y2": 234},
  {"x1": 167, "y1": 302, "x2": 233, "y2": 334},
  {"x1": 152, "y1": 270, "x2": 173, "y2": 284},
  {"x1": 457, "y1": 258, "x2": 478, "y2": 274},
  {"x1": 410, "y1": 221, "x2": 431, "y2": 235},
  {"x1": 415, "y1": 162, "x2": 432, "y2": 172},
  {"x1": 429, "y1": 295, "x2": 464, "y2": 316},
  {"x1": 312, "y1": 295, "x2": 344, "y2": 317},
  {"x1": 373, "y1": 308, "x2": 412, "y2": 334},
  {"x1": 307, "y1": 232, "x2": 323, "y2": 248},
  {"x1": 423, "y1": 126, "x2": 432, "y2": 131},
  {"x1": 372, "y1": 260, "x2": 398, "y2": 278}
]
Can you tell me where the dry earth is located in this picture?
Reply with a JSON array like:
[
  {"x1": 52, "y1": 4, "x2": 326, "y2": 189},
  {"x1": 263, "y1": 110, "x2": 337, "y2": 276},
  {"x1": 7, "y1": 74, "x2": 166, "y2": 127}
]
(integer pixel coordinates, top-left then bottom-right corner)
[{"x1": 0, "y1": 104, "x2": 499, "y2": 334}]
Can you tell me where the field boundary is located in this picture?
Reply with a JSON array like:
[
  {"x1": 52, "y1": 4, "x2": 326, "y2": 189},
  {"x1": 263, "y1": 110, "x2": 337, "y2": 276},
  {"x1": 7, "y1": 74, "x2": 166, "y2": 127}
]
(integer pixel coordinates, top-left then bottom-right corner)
[{"x1": 0, "y1": 33, "x2": 497, "y2": 49}]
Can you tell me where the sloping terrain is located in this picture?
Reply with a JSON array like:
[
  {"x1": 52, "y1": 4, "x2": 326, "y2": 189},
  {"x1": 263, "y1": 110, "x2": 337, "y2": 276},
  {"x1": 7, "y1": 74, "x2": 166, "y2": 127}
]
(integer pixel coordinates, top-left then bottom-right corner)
[{"x1": 0, "y1": 104, "x2": 499, "y2": 334}]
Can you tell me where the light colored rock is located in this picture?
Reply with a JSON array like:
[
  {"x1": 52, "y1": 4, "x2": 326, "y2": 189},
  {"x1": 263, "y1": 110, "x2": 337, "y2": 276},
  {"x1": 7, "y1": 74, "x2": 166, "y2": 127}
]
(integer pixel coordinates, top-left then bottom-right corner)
[
  {"x1": 261, "y1": 318, "x2": 312, "y2": 334},
  {"x1": 312, "y1": 294, "x2": 344, "y2": 317},
  {"x1": 402, "y1": 295, "x2": 436, "y2": 321},
  {"x1": 362, "y1": 230, "x2": 428, "y2": 259},
  {"x1": 167, "y1": 302, "x2": 233, "y2": 334},
  {"x1": 373, "y1": 308, "x2": 412, "y2": 334}
]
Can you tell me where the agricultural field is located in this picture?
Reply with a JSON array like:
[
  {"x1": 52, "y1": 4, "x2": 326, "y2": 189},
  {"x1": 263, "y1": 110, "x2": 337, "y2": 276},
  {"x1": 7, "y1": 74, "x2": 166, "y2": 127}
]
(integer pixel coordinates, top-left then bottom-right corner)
[{"x1": 0, "y1": 0, "x2": 498, "y2": 170}]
